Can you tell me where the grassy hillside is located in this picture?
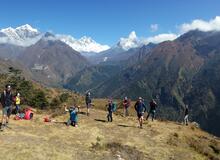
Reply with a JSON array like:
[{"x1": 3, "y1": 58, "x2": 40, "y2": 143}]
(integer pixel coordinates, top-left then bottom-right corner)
[
  {"x1": 0, "y1": 66, "x2": 83, "y2": 111},
  {"x1": 0, "y1": 107, "x2": 220, "y2": 160}
]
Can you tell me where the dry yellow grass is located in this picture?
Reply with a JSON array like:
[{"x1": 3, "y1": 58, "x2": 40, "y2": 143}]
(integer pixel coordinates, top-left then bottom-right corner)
[{"x1": 0, "y1": 106, "x2": 220, "y2": 160}]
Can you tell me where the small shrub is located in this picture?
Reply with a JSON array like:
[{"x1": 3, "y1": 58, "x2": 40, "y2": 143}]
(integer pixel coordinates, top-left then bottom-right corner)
[
  {"x1": 50, "y1": 98, "x2": 61, "y2": 108},
  {"x1": 30, "y1": 90, "x2": 49, "y2": 109},
  {"x1": 59, "y1": 93, "x2": 69, "y2": 103}
]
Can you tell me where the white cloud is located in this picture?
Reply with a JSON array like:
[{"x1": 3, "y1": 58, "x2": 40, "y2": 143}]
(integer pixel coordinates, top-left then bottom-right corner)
[
  {"x1": 150, "y1": 24, "x2": 159, "y2": 32},
  {"x1": 117, "y1": 31, "x2": 141, "y2": 50},
  {"x1": 142, "y1": 33, "x2": 179, "y2": 44},
  {"x1": 180, "y1": 16, "x2": 220, "y2": 33}
]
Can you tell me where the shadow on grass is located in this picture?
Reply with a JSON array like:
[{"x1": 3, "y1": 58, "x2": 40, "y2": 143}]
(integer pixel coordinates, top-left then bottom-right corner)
[
  {"x1": 78, "y1": 111, "x2": 87, "y2": 115},
  {"x1": 94, "y1": 119, "x2": 107, "y2": 123},
  {"x1": 117, "y1": 124, "x2": 136, "y2": 128}
]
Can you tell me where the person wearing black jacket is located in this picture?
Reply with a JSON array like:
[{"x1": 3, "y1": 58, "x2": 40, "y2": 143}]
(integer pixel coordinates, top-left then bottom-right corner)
[
  {"x1": 146, "y1": 99, "x2": 158, "y2": 121},
  {"x1": 134, "y1": 97, "x2": 147, "y2": 129},
  {"x1": 85, "y1": 92, "x2": 92, "y2": 116},
  {"x1": 1, "y1": 85, "x2": 13, "y2": 130},
  {"x1": 106, "y1": 100, "x2": 114, "y2": 122}
]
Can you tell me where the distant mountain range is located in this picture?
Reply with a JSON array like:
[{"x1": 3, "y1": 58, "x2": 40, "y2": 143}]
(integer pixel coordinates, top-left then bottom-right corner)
[
  {"x1": 0, "y1": 24, "x2": 109, "y2": 53},
  {"x1": 0, "y1": 24, "x2": 174, "y2": 57}
]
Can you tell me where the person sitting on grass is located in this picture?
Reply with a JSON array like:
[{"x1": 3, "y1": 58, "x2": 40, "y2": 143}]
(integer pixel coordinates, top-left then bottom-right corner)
[{"x1": 65, "y1": 105, "x2": 79, "y2": 127}]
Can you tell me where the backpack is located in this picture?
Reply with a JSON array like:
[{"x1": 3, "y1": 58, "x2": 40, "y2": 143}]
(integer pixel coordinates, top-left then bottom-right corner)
[
  {"x1": 113, "y1": 103, "x2": 117, "y2": 112},
  {"x1": 24, "y1": 108, "x2": 34, "y2": 120}
]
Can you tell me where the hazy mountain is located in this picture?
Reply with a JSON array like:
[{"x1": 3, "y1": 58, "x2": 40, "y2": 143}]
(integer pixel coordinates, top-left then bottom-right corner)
[
  {"x1": 85, "y1": 32, "x2": 156, "y2": 64},
  {"x1": 65, "y1": 42, "x2": 157, "y2": 93},
  {"x1": 64, "y1": 64, "x2": 122, "y2": 93},
  {"x1": 19, "y1": 32, "x2": 89, "y2": 86},
  {"x1": 0, "y1": 58, "x2": 33, "y2": 78},
  {"x1": 0, "y1": 43, "x2": 25, "y2": 59}
]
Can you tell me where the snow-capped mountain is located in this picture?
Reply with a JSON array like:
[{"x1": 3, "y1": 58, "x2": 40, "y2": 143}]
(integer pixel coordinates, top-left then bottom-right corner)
[
  {"x1": 0, "y1": 24, "x2": 110, "y2": 53},
  {"x1": 116, "y1": 31, "x2": 142, "y2": 50},
  {"x1": 0, "y1": 24, "x2": 42, "y2": 46},
  {"x1": 57, "y1": 34, "x2": 110, "y2": 53}
]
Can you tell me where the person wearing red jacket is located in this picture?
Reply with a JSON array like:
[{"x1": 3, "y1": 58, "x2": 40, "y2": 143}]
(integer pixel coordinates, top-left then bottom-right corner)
[{"x1": 123, "y1": 97, "x2": 130, "y2": 117}]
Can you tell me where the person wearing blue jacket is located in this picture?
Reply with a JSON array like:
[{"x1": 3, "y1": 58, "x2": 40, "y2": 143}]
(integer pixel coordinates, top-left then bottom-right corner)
[
  {"x1": 65, "y1": 105, "x2": 79, "y2": 127},
  {"x1": 134, "y1": 97, "x2": 147, "y2": 129}
]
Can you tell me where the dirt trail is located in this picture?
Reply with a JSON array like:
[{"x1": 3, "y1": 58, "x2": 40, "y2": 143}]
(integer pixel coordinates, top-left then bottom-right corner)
[{"x1": 0, "y1": 108, "x2": 219, "y2": 160}]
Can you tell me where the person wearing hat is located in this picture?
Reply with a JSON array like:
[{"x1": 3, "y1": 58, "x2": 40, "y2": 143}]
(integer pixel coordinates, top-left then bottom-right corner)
[
  {"x1": 1, "y1": 85, "x2": 13, "y2": 130},
  {"x1": 134, "y1": 97, "x2": 147, "y2": 129},
  {"x1": 15, "y1": 93, "x2": 21, "y2": 114}
]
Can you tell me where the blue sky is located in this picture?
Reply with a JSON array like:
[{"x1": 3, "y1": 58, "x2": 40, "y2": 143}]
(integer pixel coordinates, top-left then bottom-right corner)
[{"x1": 0, "y1": 0, "x2": 220, "y2": 45}]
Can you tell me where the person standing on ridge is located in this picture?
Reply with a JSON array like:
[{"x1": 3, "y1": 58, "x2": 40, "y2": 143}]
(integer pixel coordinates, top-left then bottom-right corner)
[
  {"x1": 1, "y1": 85, "x2": 13, "y2": 130},
  {"x1": 134, "y1": 97, "x2": 147, "y2": 129},
  {"x1": 106, "y1": 99, "x2": 114, "y2": 122},
  {"x1": 184, "y1": 105, "x2": 189, "y2": 126},
  {"x1": 85, "y1": 91, "x2": 92, "y2": 116},
  {"x1": 146, "y1": 99, "x2": 158, "y2": 121},
  {"x1": 123, "y1": 97, "x2": 130, "y2": 117}
]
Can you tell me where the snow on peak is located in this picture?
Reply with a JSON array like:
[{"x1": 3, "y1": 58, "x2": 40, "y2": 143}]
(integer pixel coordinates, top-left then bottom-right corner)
[
  {"x1": 57, "y1": 34, "x2": 110, "y2": 53},
  {"x1": 117, "y1": 31, "x2": 140, "y2": 50},
  {"x1": 128, "y1": 31, "x2": 137, "y2": 40},
  {"x1": 16, "y1": 24, "x2": 38, "y2": 33},
  {"x1": 0, "y1": 24, "x2": 42, "y2": 46}
]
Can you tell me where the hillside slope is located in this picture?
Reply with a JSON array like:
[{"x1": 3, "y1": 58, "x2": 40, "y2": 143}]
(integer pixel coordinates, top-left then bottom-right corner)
[
  {"x1": 0, "y1": 107, "x2": 219, "y2": 160},
  {"x1": 19, "y1": 33, "x2": 89, "y2": 86}
]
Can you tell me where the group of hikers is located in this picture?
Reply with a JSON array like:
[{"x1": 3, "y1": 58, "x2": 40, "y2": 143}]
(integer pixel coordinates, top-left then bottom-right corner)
[
  {"x1": 82, "y1": 91, "x2": 189, "y2": 128},
  {"x1": 0, "y1": 85, "x2": 190, "y2": 130},
  {"x1": 0, "y1": 85, "x2": 34, "y2": 131}
]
